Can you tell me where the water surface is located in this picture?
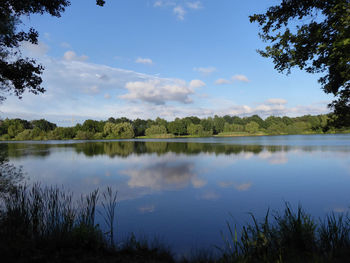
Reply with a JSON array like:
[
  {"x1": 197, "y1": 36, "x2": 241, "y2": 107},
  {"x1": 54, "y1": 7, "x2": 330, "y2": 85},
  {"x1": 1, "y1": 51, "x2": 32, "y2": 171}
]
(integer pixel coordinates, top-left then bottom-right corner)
[{"x1": 1, "y1": 134, "x2": 350, "y2": 254}]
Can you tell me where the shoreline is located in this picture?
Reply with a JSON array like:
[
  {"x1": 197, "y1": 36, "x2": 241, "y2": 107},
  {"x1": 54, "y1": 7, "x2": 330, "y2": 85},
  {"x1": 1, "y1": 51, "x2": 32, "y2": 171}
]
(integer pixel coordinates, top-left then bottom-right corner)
[{"x1": 1, "y1": 131, "x2": 350, "y2": 142}]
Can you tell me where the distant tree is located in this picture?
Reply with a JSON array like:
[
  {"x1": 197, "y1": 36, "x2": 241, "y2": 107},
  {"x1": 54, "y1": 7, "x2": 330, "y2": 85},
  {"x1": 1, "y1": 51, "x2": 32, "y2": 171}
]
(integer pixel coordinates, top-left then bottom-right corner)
[
  {"x1": 187, "y1": 116, "x2": 201, "y2": 125},
  {"x1": 213, "y1": 115, "x2": 225, "y2": 134},
  {"x1": 250, "y1": 0, "x2": 350, "y2": 124},
  {"x1": 286, "y1": 121, "x2": 312, "y2": 134},
  {"x1": 75, "y1": 130, "x2": 94, "y2": 140},
  {"x1": 82, "y1": 119, "x2": 103, "y2": 133},
  {"x1": 31, "y1": 119, "x2": 56, "y2": 132},
  {"x1": 145, "y1": 125, "x2": 167, "y2": 136},
  {"x1": 168, "y1": 119, "x2": 186, "y2": 135},
  {"x1": 113, "y1": 122, "x2": 134, "y2": 138},
  {"x1": 282, "y1": 116, "x2": 293, "y2": 126},
  {"x1": 6, "y1": 118, "x2": 31, "y2": 137},
  {"x1": 114, "y1": 117, "x2": 131, "y2": 124},
  {"x1": 224, "y1": 123, "x2": 244, "y2": 133},
  {"x1": 51, "y1": 127, "x2": 75, "y2": 139},
  {"x1": 132, "y1": 118, "x2": 148, "y2": 137},
  {"x1": 245, "y1": 121, "x2": 260, "y2": 134},
  {"x1": 223, "y1": 115, "x2": 234, "y2": 124},
  {"x1": 245, "y1": 115, "x2": 265, "y2": 128},
  {"x1": 155, "y1": 117, "x2": 168, "y2": 128},
  {"x1": 267, "y1": 123, "x2": 287, "y2": 135},
  {"x1": 104, "y1": 122, "x2": 134, "y2": 139},
  {"x1": 0, "y1": 0, "x2": 105, "y2": 101},
  {"x1": 232, "y1": 116, "x2": 244, "y2": 125},
  {"x1": 187, "y1": 124, "x2": 204, "y2": 136},
  {"x1": 200, "y1": 118, "x2": 214, "y2": 133}
]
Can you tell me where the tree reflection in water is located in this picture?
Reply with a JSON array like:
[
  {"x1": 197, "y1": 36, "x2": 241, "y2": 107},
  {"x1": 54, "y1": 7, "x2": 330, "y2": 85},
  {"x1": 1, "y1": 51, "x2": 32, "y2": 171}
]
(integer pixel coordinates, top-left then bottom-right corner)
[{"x1": 0, "y1": 144, "x2": 24, "y2": 195}]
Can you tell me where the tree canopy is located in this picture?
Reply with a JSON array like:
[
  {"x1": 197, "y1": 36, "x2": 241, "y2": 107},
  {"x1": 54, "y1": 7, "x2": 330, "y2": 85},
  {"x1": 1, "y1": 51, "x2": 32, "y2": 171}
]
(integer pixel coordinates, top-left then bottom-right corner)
[
  {"x1": 0, "y1": 0, "x2": 105, "y2": 101},
  {"x1": 250, "y1": 0, "x2": 350, "y2": 125}
]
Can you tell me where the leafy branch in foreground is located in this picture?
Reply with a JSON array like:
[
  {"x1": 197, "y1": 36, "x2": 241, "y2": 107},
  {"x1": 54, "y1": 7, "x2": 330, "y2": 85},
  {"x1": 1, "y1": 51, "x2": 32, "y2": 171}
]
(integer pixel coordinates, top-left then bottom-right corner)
[
  {"x1": 0, "y1": 1, "x2": 105, "y2": 101},
  {"x1": 250, "y1": 0, "x2": 350, "y2": 125}
]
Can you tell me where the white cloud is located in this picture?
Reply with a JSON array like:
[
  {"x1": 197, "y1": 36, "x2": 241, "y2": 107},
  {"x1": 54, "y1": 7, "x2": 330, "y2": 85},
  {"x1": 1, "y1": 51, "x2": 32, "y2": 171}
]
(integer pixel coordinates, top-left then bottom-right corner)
[
  {"x1": 154, "y1": 1, "x2": 202, "y2": 20},
  {"x1": 215, "y1": 78, "x2": 230, "y2": 85},
  {"x1": 232, "y1": 74, "x2": 249, "y2": 82},
  {"x1": 63, "y1": 51, "x2": 88, "y2": 61},
  {"x1": 21, "y1": 41, "x2": 49, "y2": 56},
  {"x1": 266, "y1": 98, "x2": 288, "y2": 105},
  {"x1": 173, "y1": 6, "x2": 186, "y2": 20},
  {"x1": 120, "y1": 79, "x2": 198, "y2": 105},
  {"x1": 189, "y1": 79, "x2": 206, "y2": 89},
  {"x1": 187, "y1": 1, "x2": 202, "y2": 9},
  {"x1": 1, "y1": 44, "x2": 331, "y2": 126},
  {"x1": 122, "y1": 161, "x2": 197, "y2": 190},
  {"x1": 135, "y1": 57, "x2": 153, "y2": 65},
  {"x1": 194, "y1": 67, "x2": 217, "y2": 75}
]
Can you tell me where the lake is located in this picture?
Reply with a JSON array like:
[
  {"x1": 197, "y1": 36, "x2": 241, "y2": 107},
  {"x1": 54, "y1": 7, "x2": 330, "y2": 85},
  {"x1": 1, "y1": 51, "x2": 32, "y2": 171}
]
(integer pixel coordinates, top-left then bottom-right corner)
[{"x1": 1, "y1": 134, "x2": 350, "y2": 255}]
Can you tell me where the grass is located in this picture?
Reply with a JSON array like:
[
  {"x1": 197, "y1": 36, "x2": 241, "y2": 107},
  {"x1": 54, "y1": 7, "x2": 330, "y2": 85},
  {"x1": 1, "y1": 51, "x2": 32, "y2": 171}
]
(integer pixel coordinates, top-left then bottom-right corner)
[{"x1": 1, "y1": 185, "x2": 350, "y2": 262}]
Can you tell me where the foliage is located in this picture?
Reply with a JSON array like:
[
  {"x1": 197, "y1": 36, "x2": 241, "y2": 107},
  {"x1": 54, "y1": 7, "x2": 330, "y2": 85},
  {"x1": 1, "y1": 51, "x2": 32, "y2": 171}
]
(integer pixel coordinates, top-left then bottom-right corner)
[
  {"x1": 0, "y1": 0, "x2": 105, "y2": 101},
  {"x1": 31, "y1": 119, "x2": 56, "y2": 132},
  {"x1": 245, "y1": 121, "x2": 260, "y2": 134},
  {"x1": 2, "y1": 184, "x2": 350, "y2": 262},
  {"x1": 104, "y1": 122, "x2": 134, "y2": 139},
  {"x1": 187, "y1": 123, "x2": 204, "y2": 136},
  {"x1": 250, "y1": 0, "x2": 350, "y2": 124},
  {"x1": 168, "y1": 118, "x2": 187, "y2": 135},
  {"x1": 0, "y1": 113, "x2": 349, "y2": 141},
  {"x1": 145, "y1": 125, "x2": 167, "y2": 137}
]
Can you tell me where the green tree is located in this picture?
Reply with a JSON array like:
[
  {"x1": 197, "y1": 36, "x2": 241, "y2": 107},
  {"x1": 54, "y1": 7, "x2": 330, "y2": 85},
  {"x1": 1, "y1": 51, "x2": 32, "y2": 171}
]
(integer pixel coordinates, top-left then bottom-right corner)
[
  {"x1": 145, "y1": 125, "x2": 167, "y2": 136},
  {"x1": 7, "y1": 121, "x2": 24, "y2": 138},
  {"x1": 168, "y1": 119, "x2": 186, "y2": 135},
  {"x1": 200, "y1": 118, "x2": 214, "y2": 133},
  {"x1": 82, "y1": 119, "x2": 104, "y2": 133},
  {"x1": 0, "y1": 0, "x2": 105, "y2": 101},
  {"x1": 245, "y1": 121, "x2": 260, "y2": 134},
  {"x1": 213, "y1": 115, "x2": 225, "y2": 134},
  {"x1": 223, "y1": 123, "x2": 244, "y2": 133},
  {"x1": 104, "y1": 122, "x2": 134, "y2": 139},
  {"x1": 132, "y1": 118, "x2": 148, "y2": 137},
  {"x1": 250, "y1": 0, "x2": 350, "y2": 124},
  {"x1": 187, "y1": 124, "x2": 204, "y2": 136},
  {"x1": 31, "y1": 119, "x2": 56, "y2": 132},
  {"x1": 267, "y1": 123, "x2": 287, "y2": 135},
  {"x1": 113, "y1": 122, "x2": 134, "y2": 139}
]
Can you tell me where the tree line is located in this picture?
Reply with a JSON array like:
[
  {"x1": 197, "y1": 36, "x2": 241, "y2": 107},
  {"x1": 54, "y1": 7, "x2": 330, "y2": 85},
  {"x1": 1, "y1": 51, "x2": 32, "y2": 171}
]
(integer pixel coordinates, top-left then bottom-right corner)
[{"x1": 0, "y1": 114, "x2": 348, "y2": 141}]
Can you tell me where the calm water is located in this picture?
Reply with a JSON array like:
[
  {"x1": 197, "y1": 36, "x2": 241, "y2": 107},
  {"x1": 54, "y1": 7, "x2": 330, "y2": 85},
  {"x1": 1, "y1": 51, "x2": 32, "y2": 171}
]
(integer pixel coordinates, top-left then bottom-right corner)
[{"x1": 1, "y1": 134, "x2": 350, "y2": 254}]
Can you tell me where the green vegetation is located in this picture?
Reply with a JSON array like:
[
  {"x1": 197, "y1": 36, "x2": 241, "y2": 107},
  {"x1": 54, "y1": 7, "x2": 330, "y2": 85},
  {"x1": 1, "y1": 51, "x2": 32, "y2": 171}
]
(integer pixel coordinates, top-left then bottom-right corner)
[
  {"x1": 0, "y1": 184, "x2": 173, "y2": 263},
  {"x1": 0, "y1": 114, "x2": 349, "y2": 141},
  {"x1": 2, "y1": 183, "x2": 350, "y2": 262},
  {"x1": 0, "y1": 0, "x2": 105, "y2": 102},
  {"x1": 250, "y1": 0, "x2": 350, "y2": 125}
]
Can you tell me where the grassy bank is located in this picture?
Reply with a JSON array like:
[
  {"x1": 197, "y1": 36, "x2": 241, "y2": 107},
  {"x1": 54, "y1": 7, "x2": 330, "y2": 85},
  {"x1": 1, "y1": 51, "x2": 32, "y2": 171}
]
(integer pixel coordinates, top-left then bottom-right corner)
[{"x1": 1, "y1": 184, "x2": 350, "y2": 262}]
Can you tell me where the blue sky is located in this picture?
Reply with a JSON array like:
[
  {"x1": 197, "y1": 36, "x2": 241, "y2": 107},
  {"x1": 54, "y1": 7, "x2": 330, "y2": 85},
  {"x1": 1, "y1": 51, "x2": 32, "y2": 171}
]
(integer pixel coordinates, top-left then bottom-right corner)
[{"x1": 0, "y1": 0, "x2": 333, "y2": 126}]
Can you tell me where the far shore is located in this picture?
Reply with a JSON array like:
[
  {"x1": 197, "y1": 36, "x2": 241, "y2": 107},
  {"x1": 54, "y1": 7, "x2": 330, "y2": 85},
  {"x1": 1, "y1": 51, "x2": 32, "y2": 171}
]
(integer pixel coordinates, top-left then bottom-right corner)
[{"x1": 2, "y1": 130, "x2": 349, "y2": 142}]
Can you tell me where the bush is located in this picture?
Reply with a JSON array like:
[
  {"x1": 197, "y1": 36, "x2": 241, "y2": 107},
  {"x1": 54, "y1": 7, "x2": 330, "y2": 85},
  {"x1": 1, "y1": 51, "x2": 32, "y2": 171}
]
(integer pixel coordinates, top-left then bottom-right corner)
[
  {"x1": 75, "y1": 131, "x2": 95, "y2": 140},
  {"x1": 145, "y1": 125, "x2": 167, "y2": 137}
]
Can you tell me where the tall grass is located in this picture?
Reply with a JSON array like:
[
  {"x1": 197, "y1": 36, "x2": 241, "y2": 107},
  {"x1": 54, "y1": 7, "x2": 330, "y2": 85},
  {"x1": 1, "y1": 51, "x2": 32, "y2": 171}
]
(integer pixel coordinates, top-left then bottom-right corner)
[
  {"x1": 2, "y1": 184, "x2": 350, "y2": 262},
  {"x1": 0, "y1": 183, "x2": 174, "y2": 262},
  {"x1": 218, "y1": 203, "x2": 350, "y2": 263}
]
